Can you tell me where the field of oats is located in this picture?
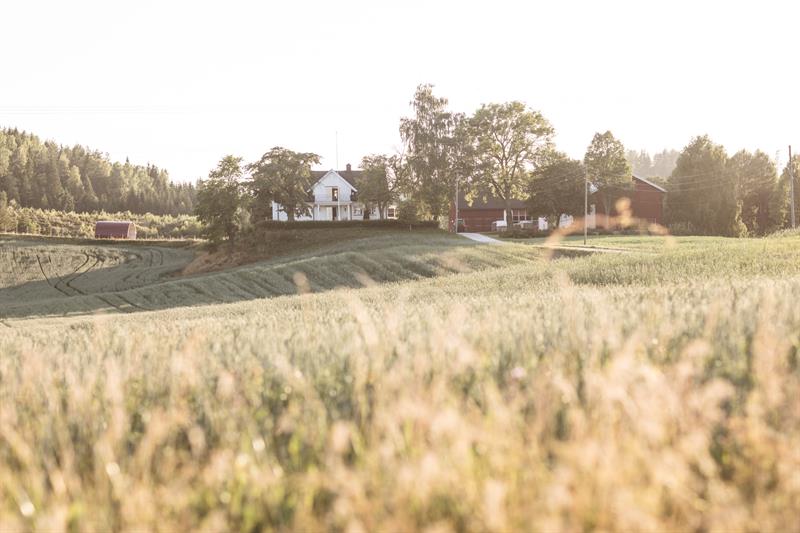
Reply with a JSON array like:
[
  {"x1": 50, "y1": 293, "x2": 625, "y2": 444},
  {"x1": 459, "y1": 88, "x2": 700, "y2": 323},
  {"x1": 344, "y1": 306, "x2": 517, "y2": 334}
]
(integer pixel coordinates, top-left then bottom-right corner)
[{"x1": 1, "y1": 229, "x2": 799, "y2": 532}]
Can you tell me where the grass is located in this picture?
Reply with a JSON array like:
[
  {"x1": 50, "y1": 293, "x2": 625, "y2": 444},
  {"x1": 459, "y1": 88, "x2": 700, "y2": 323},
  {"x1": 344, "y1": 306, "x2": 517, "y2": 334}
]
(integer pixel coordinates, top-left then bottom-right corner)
[
  {"x1": 1, "y1": 229, "x2": 799, "y2": 531},
  {"x1": 186, "y1": 227, "x2": 456, "y2": 274},
  {"x1": 0, "y1": 230, "x2": 545, "y2": 320},
  {"x1": 508, "y1": 232, "x2": 729, "y2": 252}
]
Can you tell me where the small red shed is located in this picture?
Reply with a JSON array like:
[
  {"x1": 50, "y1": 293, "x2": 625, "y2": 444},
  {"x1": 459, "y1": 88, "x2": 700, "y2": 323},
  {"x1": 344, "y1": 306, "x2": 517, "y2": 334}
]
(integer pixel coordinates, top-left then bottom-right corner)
[{"x1": 95, "y1": 221, "x2": 137, "y2": 239}]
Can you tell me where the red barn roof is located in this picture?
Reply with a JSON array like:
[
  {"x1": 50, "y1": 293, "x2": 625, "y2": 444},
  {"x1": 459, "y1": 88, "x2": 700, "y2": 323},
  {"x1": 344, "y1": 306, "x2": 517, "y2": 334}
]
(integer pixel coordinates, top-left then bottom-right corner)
[{"x1": 95, "y1": 221, "x2": 136, "y2": 239}]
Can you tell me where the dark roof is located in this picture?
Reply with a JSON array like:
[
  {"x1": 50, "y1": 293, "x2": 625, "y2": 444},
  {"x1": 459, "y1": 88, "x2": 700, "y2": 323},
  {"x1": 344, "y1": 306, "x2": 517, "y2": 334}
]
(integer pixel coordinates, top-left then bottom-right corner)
[
  {"x1": 310, "y1": 168, "x2": 363, "y2": 188},
  {"x1": 589, "y1": 175, "x2": 668, "y2": 196},
  {"x1": 95, "y1": 221, "x2": 134, "y2": 229},
  {"x1": 456, "y1": 191, "x2": 528, "y2": 210},
  {"x1": 632, "y1": 174, "x2": 667, "y2": 193},
  {"x1": 95, "y1": 221, "x2": 135, "y2": 237}
]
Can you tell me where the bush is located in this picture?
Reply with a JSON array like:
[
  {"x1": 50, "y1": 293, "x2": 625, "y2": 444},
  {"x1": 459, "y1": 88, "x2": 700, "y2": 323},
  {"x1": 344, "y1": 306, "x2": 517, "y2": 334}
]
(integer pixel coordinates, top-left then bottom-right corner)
[{"x1": 397, "y1": 198, "x2": 422, "y2": 225}]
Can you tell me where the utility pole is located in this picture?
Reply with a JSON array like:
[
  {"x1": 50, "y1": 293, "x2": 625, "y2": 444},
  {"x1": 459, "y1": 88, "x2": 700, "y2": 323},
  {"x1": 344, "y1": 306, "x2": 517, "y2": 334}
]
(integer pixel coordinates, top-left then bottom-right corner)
[
  {"x1": 790, "y1": 145, "x2": 796, "y2": 229},
  {"x1": 584, "y1": 169, "x2": 589, "y2": 245},
  {"x1": 454, "y1": 178, "x2": 460, "y2": 233}
]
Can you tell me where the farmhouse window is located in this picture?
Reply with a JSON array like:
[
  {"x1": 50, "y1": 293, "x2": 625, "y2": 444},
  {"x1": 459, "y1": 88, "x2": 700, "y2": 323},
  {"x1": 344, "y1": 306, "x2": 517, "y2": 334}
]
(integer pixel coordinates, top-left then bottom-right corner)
[
  {"x1": 387, "y1": 207, "x2": 397, "y2": 218},
  {"x1": 331, "y1": 187, "x2": 339, "y2": 201},
  {"x1": 511, "y1": 209, "x2": 531, "y2": 223}
]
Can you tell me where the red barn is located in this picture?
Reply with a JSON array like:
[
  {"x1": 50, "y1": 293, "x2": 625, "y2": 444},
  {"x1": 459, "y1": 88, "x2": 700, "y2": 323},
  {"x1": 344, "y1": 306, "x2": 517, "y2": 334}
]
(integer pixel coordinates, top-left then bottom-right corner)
[
  {"x1": 591, "y1": 175, "x2": 666, "y2": 228},
  {"x1": 95, "y1": 221, "x2": 137, "y2": 239},
  {"x1": 630, "y1": 174, "x2": 666, "y2": 224},
  {"x1": 449, "y1": 174, "x2": 666, "y2": 232},
  {"x1": 449, "y1": 193, "x2": 531, "y2": 232}
]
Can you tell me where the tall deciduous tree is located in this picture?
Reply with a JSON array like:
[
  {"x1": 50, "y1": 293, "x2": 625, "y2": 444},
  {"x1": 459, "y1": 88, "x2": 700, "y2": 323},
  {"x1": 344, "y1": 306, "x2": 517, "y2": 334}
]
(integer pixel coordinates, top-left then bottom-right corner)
[
  {"x1": 584, "y1": 131, "x2": 631, "y2": 225},
  {"x1": 247, "y1": 147, "x2": 320, "y2": 222},
  {"x1": 728, "y1": 149, "x2": 779, "y2": 234},
  {"x1": 359, "y1": 154, "x2": 403, "y2": 220},
  {"x1": 195, "y1": 156, "x2": 244, "y2": 243},
  {"x1": 400, "y1": 84, "x2": 461, "y2": 220},
  {"x1": 776, "y1": 154, "x2": 800, "y2": 229},
  {"x1": 0, "y1": 191, "x2": 12, "y2": 232},
  {"x1": 468, "y1": 101, "x2": 554, "y2": 224},
  {"x1": 666, "y1": 135, "x2": 744, "y2": 236},
  {"x1": 528, "y1": 152, "x2": 586, "y2": 225}
]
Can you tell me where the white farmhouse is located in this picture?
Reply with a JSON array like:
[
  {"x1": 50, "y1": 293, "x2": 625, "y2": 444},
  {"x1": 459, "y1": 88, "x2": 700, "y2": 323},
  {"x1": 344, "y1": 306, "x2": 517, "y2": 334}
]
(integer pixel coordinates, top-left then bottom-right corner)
[{"x1": 271, "y1": 164, "x2": 397, "y2": 221}]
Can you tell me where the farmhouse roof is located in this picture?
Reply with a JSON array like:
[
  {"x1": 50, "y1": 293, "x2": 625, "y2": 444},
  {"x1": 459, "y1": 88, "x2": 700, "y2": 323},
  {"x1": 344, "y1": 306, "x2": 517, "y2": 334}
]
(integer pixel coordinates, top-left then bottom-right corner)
[
  {"x1": 310, "y1": 163, "x2": 362, "y2": 189},
  {"x1": 632, "y1": 174, "x2": 667, "y2": 193},
  {"x1": 455, "y1": 191, "x2": 528, "y2": 210}
]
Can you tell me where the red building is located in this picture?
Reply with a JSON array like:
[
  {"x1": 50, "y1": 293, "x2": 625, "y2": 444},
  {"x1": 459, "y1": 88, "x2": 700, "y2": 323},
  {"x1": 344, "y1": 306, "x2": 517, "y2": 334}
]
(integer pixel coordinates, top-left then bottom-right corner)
[
  {"x1": 449, "y1": 193, "x2": 531, "y2": 232},
  {"x1": 591, "y1": 175, "x2": 666, "y2": 228},
  {"x1": 95, "y1": 221, "x2": 137, "y2": 239},
  {"x1": 449, "y1": 175, "x2": 666, "y2": 232}
]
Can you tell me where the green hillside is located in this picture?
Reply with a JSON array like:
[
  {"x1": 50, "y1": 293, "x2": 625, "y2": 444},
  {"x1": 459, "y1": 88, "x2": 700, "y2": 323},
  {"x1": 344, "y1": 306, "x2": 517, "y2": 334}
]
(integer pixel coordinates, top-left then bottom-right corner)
[{"x1": 0, "y1": 230, "x2": 548, "y2": 320}]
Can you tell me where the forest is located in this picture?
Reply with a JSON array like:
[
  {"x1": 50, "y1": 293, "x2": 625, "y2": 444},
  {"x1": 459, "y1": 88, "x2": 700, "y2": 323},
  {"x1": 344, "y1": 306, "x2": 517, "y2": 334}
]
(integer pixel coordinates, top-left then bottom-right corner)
[{"x1": 0, "y1": 128, "x2": 195, "y2": 215}]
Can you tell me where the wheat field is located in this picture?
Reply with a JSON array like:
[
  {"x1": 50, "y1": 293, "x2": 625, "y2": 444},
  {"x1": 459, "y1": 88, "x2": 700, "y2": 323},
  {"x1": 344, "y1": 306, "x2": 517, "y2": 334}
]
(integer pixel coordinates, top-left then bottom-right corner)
[{"x1": 1, "y1": 230, "x2": 799, "y2": 531}]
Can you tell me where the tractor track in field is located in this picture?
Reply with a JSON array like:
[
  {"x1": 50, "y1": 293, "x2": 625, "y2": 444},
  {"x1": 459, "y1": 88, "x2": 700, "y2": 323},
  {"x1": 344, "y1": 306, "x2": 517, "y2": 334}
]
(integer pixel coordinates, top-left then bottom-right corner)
[
  {"x1": 121, "y1": 255, "x2": 145, "y2": 285},
  {"x1": 119, "y1": 248, "x2": 163, "y2": 287},
  {"x1": 153, "y1": 248, "x2": 164, "y2": 267},
  {"x1": 65, "y1": 254, "x2": 102, "y2": 295},
  {"x1": 34, "y1": 250, "x2": 151, "y2": 315},
  {"x1": 54, "y1": 253, "x2": 93, "y2": 295},
  {"x1": 0, "y1": 319, "x2": 11, "y2": 328},
  {"x1": 36, "y1": 254, "x2": 70, "y2": 296},
  {"x1": 71, "y1": 253, "x2": 151, "y2": 313}
]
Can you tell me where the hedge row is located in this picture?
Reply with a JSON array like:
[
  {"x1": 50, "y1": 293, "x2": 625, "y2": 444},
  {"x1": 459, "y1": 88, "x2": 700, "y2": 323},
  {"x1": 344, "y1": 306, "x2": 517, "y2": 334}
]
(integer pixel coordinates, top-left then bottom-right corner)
[
  {"x1": 0, "y1": 205, "x2": 203, "y2": 239},
  {"x1": 255, "y1": 219, "x2": 440, "y2": 230}
]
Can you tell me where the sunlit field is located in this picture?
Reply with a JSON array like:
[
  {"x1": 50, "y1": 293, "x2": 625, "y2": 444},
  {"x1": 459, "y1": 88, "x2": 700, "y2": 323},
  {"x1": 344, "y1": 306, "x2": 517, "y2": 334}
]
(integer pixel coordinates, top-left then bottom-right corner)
[{"x1": 1, "y1": 230, "x2": 799, "y2": 531}]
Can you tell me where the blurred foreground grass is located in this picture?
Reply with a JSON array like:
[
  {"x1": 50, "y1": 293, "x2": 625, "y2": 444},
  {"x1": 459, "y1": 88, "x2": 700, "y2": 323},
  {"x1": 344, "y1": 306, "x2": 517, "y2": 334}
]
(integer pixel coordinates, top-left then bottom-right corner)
[{"x1": 1, "y1": 233, "x2": 799, "y2": 531}]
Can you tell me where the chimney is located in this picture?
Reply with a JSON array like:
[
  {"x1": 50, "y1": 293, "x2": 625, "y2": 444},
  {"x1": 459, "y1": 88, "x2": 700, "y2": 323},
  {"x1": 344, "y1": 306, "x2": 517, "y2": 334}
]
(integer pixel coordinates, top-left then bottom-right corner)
[{"x1": 346, "y1": 163, "x2": 351, "y2": 172}]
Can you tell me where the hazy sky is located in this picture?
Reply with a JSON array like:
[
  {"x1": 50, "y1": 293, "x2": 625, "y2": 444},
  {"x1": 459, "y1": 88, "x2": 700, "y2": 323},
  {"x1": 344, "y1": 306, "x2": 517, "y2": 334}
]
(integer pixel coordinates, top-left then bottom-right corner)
[{"x1": 1, "y1": 0, "x2": 798, "y2": 182}]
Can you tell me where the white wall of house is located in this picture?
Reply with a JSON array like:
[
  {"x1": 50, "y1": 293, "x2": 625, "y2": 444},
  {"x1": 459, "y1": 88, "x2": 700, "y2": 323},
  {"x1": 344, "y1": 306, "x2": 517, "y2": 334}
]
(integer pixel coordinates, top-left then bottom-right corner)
[
  {"x1": 271, "y1": 170, "x2": 397, "y2": 222},
  {"x1": 310, "y1": 171, "x2": 357, "y2": 203}
]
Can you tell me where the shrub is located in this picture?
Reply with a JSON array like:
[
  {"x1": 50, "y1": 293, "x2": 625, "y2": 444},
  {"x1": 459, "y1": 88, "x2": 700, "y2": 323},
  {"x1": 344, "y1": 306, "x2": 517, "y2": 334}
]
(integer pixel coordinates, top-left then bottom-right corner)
[{"x1": 397, "y1": 198, "x2": 422, "y2": 225}]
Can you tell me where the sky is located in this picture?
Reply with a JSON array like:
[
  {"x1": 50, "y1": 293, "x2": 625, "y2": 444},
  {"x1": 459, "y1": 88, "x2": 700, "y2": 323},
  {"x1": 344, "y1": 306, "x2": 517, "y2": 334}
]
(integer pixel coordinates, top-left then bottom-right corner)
[{"x1": 1, "y1": 0, "x2": 798, "y2": 182}]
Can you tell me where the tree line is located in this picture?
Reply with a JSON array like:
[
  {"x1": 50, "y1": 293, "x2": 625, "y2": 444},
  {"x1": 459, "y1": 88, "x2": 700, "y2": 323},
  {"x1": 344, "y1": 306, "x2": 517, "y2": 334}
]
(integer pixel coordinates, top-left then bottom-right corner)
[
  {"x1": 0, "y1": 128, "x2": 195, "y2": 216},
  {"x1": 626, "y1": 149, "x2": 680, "y2": 180},
  {"x1": 195, "y1": 83, "x2": 799, "y2": 240},
  {"x1": 666, "y1": 137, "x2": 797, "y2": 236},
  {"x1": 0, "y1": 191, "x2": 201, "y2": 239}
]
